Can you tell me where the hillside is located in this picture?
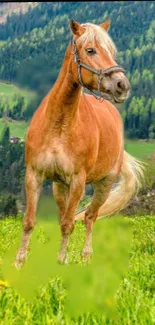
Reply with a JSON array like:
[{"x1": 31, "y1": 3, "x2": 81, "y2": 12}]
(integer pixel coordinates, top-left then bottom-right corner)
[
  {"x1": 0, "y1": 2, "x2": 38, "y2": 24},
  {"x1": 0, "y1": 81, "x2": 38, "y2": 120},
  {"x1": 0, "y1": 2, "x2": 155, "y2": 138}
]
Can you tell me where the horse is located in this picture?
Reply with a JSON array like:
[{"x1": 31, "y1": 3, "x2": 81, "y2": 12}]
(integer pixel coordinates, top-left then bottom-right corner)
[{"x1": 15, "y1": 19, "x2": 144, "y2": 267}]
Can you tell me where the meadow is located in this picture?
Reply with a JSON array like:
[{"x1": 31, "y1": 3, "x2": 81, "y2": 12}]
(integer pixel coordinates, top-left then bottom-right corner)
[
  {"x1": 0, "y1": 214, "x2": 155, "y2": 324},
  {"x1": 0, "y1": 119, "x2": 28, "y2": 140},
  {"x1": 0, "y1": 81, "x2": 36, "y2": 107},
  {"x1": 0, "y1": 81, "x2": 37, "y2": 123},
  {"x1": 0, "y1": 82, "x2": 28, "y2": 96}
]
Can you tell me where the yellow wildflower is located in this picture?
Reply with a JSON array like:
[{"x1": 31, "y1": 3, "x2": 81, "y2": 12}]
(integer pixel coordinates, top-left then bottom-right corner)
[{"x1": 0, "y1": 280, "x2": 8, "y2": 287}]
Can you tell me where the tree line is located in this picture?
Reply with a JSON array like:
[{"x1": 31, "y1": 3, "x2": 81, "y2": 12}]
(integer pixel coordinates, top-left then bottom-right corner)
[{"x1": 0, "y1": 125, "x2": 25, "y2": 217}]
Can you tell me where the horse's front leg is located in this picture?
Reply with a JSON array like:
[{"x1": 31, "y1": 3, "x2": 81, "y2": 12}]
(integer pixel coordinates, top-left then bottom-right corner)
[
  {"x1": 82, "y1": 175, "x2": 116, "y2": 260},
  {"x1": 15, "y1": 167, "x2": 43, "y2": 268},
  {"x1": 52, "y1": 182, "x2": 69, "y2": 222},
  {"x1": 58, "y1": 170, "x2": 86, "y2": 264}
]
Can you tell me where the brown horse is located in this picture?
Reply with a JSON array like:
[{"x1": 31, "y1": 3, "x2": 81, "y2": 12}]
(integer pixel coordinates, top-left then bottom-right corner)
[{"x1": 15, "y1": 19, "x2": 144, "y2": 267}]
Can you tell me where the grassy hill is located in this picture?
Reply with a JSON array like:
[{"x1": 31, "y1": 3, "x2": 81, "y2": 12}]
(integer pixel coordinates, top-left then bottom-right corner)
[
  {"x1": 0, "y1": 119, "x2": 28, "y2": 140},
  {"x1": 0, "y1": 81, "x2": 36, "y2": 104},
  {"x1": 0, "y1": 81, "x2": 38, "y2": 121}
]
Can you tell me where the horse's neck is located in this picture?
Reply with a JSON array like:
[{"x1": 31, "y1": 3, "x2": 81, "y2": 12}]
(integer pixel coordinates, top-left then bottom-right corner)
[{"x1": 46, "y1": 43, "x2": 82, "y2": 126}]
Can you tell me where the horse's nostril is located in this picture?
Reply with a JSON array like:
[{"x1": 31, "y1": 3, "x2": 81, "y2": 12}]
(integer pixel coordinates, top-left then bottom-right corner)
[
  {"x1": 116, "y1": 90, "x2": 122, "y2": 96},
  {"x1": 117, "y1": 81, "x2": 125, "y2": 91}
]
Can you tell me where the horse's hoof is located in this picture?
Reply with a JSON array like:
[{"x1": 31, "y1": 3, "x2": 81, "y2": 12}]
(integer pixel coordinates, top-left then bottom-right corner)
[
  {"x1": 81, "y1": 248, "x2": 93, "y2": 261},
  {"x1": 57, "y1": 253, "x2": 69, "y2": 265},
  {"x1": 57, "y1": 256, "x2": 65, "y2": 264},
  {"x1": 14, "y1": 250, "x2": 27, "y2": 269},
  {"x1": 14, "y1": 260, "x2": 23, "y2": 270},
  {"x1": 64, "y1": 254, "x2": 69, "y2": 264}
]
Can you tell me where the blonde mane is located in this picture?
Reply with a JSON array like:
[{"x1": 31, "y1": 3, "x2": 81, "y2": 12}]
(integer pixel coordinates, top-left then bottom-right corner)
[{"x1": 78, "y1": 23, "x2": 117, "y2": 57}]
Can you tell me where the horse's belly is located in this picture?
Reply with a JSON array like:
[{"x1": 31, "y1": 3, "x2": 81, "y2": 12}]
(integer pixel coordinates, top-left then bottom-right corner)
[
  {"x1": 86, "y1": 138, "x2": 123, "y2": 183},
  {"x1": 86, "y1": 160, "x2": 116, "y2": 183}
]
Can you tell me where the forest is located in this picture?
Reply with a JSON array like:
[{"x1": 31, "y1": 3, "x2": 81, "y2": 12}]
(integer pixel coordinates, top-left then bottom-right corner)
[
  {"x1": 0, "y1": 125, "x2": 25, "y2": 217},
  {"x1": 0, "y1": 1, "x2": 154, "y2": 138}
]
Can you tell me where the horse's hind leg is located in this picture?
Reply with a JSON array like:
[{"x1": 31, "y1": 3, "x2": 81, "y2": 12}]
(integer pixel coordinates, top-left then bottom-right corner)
[
  {"x1": 52, "y1": 182, "x2": 69, "y2": 263},
  {"x1": 82, "y1": 174, "x2": 116, "y2": 259},
  {"x1": 15, "y1": 167, "x2": 43, "y2": 268}
]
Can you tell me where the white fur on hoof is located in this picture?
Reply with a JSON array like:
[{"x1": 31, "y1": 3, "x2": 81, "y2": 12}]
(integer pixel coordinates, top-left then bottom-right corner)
[
  {"x1": 57, "y1": 251, "x2": 69, "y2": 265},
  {"x1": 14, "y1": 249, "x2": 27, "y2": 269},
  {"x1": 82, "y1": 247, "x2": 93, "y2": 260}
]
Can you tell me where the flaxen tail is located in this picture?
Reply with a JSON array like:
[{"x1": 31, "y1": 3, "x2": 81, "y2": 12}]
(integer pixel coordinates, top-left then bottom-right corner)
[{"x1": 75, "y1": 151, "x2": 145, "y2": 221}]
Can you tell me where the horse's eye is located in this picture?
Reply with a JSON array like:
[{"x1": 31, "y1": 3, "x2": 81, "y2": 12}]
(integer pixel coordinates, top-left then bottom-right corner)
[{"x1": 86, "y1": 48, "x2": 96, "y2": 55}]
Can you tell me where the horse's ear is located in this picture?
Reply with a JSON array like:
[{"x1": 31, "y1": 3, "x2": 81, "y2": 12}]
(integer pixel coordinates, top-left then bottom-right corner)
[
  {"x1": 100, "y1": 20, "x2": 111, "y2": 32},
  {"x1": 70, "y1": 19, "x2": 85, "y2": 36}
]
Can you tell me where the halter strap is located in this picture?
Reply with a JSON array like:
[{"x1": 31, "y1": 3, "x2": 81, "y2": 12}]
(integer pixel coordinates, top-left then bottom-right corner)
[{"x1": 72, "y1": 37, "x2": 126, "y2": 102}]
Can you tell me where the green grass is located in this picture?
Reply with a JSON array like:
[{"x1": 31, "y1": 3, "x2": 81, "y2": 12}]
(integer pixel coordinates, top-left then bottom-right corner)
[
  {"x1": 0, "y1": 215, "x2": 155, "y2": 324},
  {"x1": 0, "y1": 82, "x2": 17, "y2": 95},
  {"x1": 0, "y1": 119, "x2": 28, "y2": 140},
  {"x1": 125, "y1": 139, "x2": 155, "y2": 160},
  {"x1": 0, "y1": 81, "x2": 36, "y2": 107},
  {"x1": 0, "y1": 82, "x2": 27, "y2": 95}
]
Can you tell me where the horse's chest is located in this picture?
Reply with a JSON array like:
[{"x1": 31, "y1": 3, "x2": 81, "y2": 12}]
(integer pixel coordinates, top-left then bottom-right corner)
[{"x1": 37, "y1": 145, "x2": 74, "y2": 183}]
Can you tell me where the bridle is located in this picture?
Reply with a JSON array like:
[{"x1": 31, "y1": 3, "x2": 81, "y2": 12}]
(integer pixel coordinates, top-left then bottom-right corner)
[{"x1": 72, "y1": 37, "x2": 126, "y2": 103}]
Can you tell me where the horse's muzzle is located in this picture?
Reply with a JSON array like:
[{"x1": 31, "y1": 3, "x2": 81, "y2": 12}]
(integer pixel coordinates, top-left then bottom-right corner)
[{"x1": 103, "y1": 72, "x2": 131, "y2": 103}]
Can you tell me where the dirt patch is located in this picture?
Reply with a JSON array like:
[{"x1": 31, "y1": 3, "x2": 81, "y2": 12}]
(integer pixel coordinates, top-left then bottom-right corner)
[{"x1": 122, "y1": 189, "x2": 155, "y2": 216}]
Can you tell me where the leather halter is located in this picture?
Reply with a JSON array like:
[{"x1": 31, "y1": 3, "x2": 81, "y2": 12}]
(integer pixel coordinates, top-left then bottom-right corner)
[{"x1": 72, "y1": 37, "x2": 126, "y2": 102}]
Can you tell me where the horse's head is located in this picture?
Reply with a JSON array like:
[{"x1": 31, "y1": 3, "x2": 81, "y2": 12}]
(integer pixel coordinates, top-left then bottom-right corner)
[{"x1": 70, "y1": 19, "x2": 130, "y2": 103}]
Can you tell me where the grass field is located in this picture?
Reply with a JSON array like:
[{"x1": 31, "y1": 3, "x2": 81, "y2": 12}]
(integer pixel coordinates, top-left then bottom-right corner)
[
  {"x1": 0, "y1": 81, "x2": 36, "y2": 107},
  {"x1": 0, "y1": 82, "x2": 29, "y2": 96},
  {"x1": 0, "y1": 119, "x2": 28, "y2": 140},
  {"x1": 0, "y1": 215, "x2": 155, "y2": 324},
  {"x1": 125, "y1": 140, "x2": 155, "y2": 160}
]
